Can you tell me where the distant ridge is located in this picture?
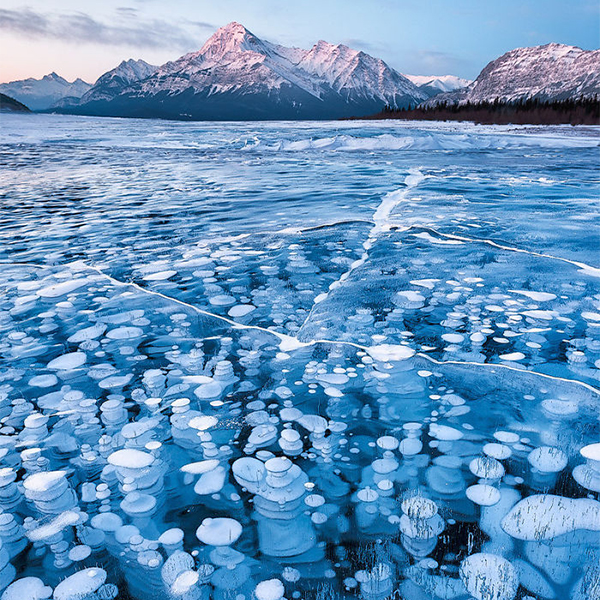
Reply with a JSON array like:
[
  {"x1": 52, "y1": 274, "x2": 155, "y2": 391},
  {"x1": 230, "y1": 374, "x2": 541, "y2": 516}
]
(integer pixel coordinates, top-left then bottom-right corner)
[
  {"x1": 0, "y1": 73, "x2": 91, "y2": 110},
  {"x1": 403, "y1": 74, "x2": 472, "y2": 98},
  {"x1": 425, "y1": 43, "x2": 600, "y2": 107}
]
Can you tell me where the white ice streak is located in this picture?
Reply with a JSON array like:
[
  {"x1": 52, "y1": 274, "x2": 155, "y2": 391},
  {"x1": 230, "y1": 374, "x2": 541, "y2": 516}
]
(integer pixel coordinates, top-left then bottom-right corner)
[
  {"x1": 267, "y1": 131, "x2": 599, "y2": 153},
  {"x1": 406, "y1": 226, "x2": 600, "y2": 278},
  {"x1": 298, "y1": 168, "x2": 425, "y2": 330}
]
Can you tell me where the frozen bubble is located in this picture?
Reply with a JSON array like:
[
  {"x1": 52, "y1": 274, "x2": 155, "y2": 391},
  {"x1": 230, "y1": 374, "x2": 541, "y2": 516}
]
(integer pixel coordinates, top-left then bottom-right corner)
[
  {"x1": 37, "y1": 278, "x2": 88, "y2": 298},
  {"x1": 194, "y1": 381, "x2": 223, "y2": 399},
  {"x1": 367, "y1": 344, "x2": 415, "y2": 362},
  {"x1": 67, "y1": 323, "x2": 107, "y2": 343},
  {"x1": 106, "y1": 326, "x2": 143, "y2": 340},
  {"x1": 410, "y1": 279, "x2": 439, "y2": 289},
  {"x1": 188, "y1": 415, "x2": 218, "y2": 431},
  {"x1": 305, "y1": 494, "x2": 325, "y2": 508},
  {"x1": 470, "y1": 457, "x2": 505, "y2": 480},
  {"x1": 196, "y1": 517, "x2": 242, "y2": 546},
  {"x1": 541, "y1": 398, "x2": 579, "y2": 417},
  {"x1": 282, "y1": 567, "x2": 301, "y2": 583},
  {"x1": 400, "y1": 438, "x2": 422, "y2": 456},
  {"x1": 499, "y1": 352, "x2": 525, "y2": 361},
  {"x1": 255, "y1": 579, "x2": 285, "y2": 600},
  {"x1": 580, "y1": 443, "x2": 600, "y2": 463},
  {"x1": 107, "y1": 449, "x2": 154, "y2": 469},
  {"x1": 181, "y1": 459, "x2": 220, "y2": 474},
  {"x1": 209, "y1": 294, "x2": 236, "y2": 306},
  {"x1": 466, "y1": 484, "x2": 501, "y2": 506},
  {"x1": 522, "y1": 310, "x2": 556, "y2": 321},
  {"x1": 493, "y1": 431, "x2": 520, "y2": 444},
  {"x1": 228, "y1": 304, "x2": 256, "y2": 317},
  {"x1": 68, "y1": 545, "x2": 92, "y2": 562},
  {"x1": 429, "y1": 423, "x2": 464, "y2": 441},
  {"x1": 528, "y1": 446, "x2": 567, "y2": 473},
  {"x1": 1, "y1": 577, "x2": 52, "y2": 600},
  {"x1": 47, "y1": 352, "x2": 86, "y2": 370},
  {"x1": 581, "y1": 311, "x2": 600, "y2": 322},
  {"x1": 401, "y1": 496, "x2": 438, "y2": 519},
  {"x1": 143, "y1": 270, "x2": 176, "y2": 281},
  {"x1": 460, "y1": 553, "x2": 518, "y2": 600},
  {"x1": 483, "y1": 443, "x2": 512, "y2": 460},
  {"x1": 53, "y1": 568, "x2": 107, "y2": 600},
  {"x1": 23, "y1": 470, "x2": 68, "y2": 495},
  {"x1": 501, "y1": 495, "x2": 600, "y2": 540},
  {"x1": 28, "y1": 374, "x2": 58, "y2": 388},
  {"x1": 297, "y1": 414, "x2": 328, "y2": 433},
  {"x1": 395, "y1": 290, "x2": 426, "y2": 308},
  {"x1": 442, "y1": 333, "x2": 464, "y2": 344},
  {"x1": 510, "y1": 290, "x2": 557, "y2": 302},
  {"x1": 377, "y1": 436, "x2": 399, "y2": 451}
]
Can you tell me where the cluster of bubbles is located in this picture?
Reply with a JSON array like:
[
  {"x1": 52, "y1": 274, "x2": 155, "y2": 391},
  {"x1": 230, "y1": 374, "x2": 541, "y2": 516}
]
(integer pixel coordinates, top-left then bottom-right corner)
[{"x1": 0, "y1": 255, "x2": 599, "y2": 600}]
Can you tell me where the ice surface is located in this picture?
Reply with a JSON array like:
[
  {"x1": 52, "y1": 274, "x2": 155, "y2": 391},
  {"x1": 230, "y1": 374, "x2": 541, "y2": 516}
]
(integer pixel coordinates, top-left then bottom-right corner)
[{"x1": 0, "y1": 115, "x2": 598, "y2": 599}]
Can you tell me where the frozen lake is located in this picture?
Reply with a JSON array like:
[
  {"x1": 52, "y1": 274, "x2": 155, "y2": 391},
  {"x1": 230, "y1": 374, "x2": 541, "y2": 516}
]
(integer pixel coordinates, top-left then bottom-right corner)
[{"x1": 0, "y1": 114, "x2": 599, "y2": 599}]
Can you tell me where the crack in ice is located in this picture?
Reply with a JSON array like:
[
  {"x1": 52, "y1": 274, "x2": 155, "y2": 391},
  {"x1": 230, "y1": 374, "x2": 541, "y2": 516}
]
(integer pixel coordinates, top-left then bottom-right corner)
[
  {"x1": 400, "y1": 226, "x2": 600, "y2": 278},
  {"x1": 1, "y1": 260, "x2": 599, "y2": 399},
  {"x1": 297, "y1": 168, "x2": 426, "y2": 332},
  {"x1": 416, "y1": 353, "x2": 600, "y2": 399}
]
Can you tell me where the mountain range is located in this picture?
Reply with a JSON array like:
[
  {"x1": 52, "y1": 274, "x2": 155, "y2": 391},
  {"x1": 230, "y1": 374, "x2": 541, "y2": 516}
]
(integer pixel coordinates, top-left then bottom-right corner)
[
  {"x1": 1, "y1": 23, "x2": 598, "y2": 121},
  {"x1": 50, "y1": 22, "x2": 430, "y2": 120},
  {"x1": 426, "y1": 43, "x2": 600, "y2": 107},
  {"x1": 0, "y1": 72, "x2": 91, "y2": 111},
  {"x1": 404, "y1": 74, "x2": 472, "y2": 97}
]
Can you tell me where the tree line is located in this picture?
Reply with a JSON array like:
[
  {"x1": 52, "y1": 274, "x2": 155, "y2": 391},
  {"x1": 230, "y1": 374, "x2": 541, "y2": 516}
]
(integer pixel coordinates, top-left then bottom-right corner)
[{"x1": 366, "y1": 95, "x2": 600, "y2": 125}]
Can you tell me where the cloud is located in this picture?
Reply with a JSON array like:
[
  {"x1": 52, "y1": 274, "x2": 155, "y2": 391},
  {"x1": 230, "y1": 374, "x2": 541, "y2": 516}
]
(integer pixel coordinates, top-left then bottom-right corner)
[
  {"x1": 0, "y1": 8, "x2": 214, "y2": 51},
  {"x1": 409, "y1": 50, "x2": 474, "y2": 75},
  {"x1": 343, "y1": 38, "x2": 378, "y2": 52},
  {"x1": 342, "y1": 38, "x2": 393, "y2": 60}
]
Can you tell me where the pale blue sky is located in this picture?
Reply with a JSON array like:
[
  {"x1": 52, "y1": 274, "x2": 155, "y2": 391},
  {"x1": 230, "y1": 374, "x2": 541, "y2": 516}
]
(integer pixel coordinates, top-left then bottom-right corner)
[{"x1": 1, "y1": 0, "x2": 598, "y2": 83}]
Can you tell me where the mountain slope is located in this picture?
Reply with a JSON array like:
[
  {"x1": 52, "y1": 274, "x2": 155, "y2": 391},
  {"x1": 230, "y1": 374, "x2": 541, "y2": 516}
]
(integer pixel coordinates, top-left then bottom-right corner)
[
  {"x1": 0, "y1": 93, "x2": 31, "y2": 112},
  {"x1": 0, "y1": 73, "x2": 90, "y2": 110},
  {"x1": 75, "y1": 59, "x2": 158, "y2": 105},
  {"x1": 57, "y1": 22, "x2": 426, "y2": 120},
  {"x1": 425, "y1": 43, "x2": 600, "y2": 106}
]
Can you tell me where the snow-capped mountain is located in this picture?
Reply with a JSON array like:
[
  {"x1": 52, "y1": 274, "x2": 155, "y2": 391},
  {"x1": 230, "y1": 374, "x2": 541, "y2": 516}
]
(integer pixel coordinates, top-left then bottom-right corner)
[
  {"x1": 404, "y1": 74, "x2": 472, "y2": 97},
  {"x1": 57, "y1": 22, "x2": 426, "y2": 120},
  {"x1": 70, "y1": 59, "x2": 158, "y2": 106},
  {"x1": 0, "y1": 73, "x2": 91, "y2": 110},
  {"x1": 296, "y1": 40, "x2": 422, "y2": 107},
  {"x1": 426, "y1": 43, "x2": 600, "y2": 106}
]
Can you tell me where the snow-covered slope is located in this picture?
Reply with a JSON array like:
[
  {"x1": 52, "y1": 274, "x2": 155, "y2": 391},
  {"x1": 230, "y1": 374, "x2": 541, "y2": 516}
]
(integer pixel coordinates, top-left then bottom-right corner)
[
  {"x1": 137, "y1": 24, "x2": 321, "y2": 100},
  {"x1": 404, "y1": 74, "x2": 472, "y2": 97},
  {"x1": 58, "y1": 22, "x2": 426, "y2": 120},
  {"x1": 426, "y1": 43, "x2": 600, "y2": 106},
  {"x1": 0, "y1": 73, "x2": 91, "y2": 110},
  {"x1": 73, "y1": 59, "x2": 157, "y2": 105},
  {"x1": 297, "y1": 40, "x2": 421, "y2": 106}
]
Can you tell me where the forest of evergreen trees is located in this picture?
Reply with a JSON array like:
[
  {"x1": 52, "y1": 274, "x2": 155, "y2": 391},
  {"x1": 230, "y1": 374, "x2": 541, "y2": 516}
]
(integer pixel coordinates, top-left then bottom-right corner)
[{"x1": 359, "y1": 96, "x2": 600, "y2": 125}]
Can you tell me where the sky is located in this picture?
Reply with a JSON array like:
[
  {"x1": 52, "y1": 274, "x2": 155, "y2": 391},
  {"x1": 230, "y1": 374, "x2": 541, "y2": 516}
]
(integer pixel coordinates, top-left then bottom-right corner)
[{"x1": 1, "y1": 0, "x2": 598, "y2": 83}]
